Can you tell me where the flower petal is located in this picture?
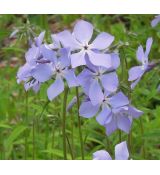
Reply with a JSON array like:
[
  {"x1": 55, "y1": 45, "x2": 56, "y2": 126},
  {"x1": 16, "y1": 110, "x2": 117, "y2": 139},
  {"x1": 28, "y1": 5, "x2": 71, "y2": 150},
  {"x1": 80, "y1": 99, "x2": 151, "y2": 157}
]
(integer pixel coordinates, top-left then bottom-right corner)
[
  {"x1": 73, "y1": 20, "x2": 93, "y2": 44},
  {"x1": 41, "y1": 44, "x2": 56, "y2": 62},
  {"x1": 96, "y1": 107, "x2": 112, "y2": 125},
  {"x1": 117, "y1": 115, "x2": 131, "y2": 133},
  {"x1": 109, "y1": 92, "x2": 129, "y2": 108},
  {"x1": 128, "y1": 66, "x2": 144, "y2": 81},
  {"x1": 136, "y1": 45, "x2": 145, "y2": 63},
  {"x1": 105, "y1": 116, "x2": 117, "y2": 136},
  {"x1": 77, "y1": 68, "x2": 93, "y2": 95},
  {"x1": 115, "y1": 141, "x2": 129, "y2": 160},
  {"x1": 35, "y1": 31, "x2": 45, "y2": 47},
  {"x1": 131, "y1": 77, "x2": 141, "y2": 89},
  {"x1": 77, "y1": 68, "x2": 92, "y2": 87},
  {"x1": 47, "y1": 77, "x2": 64, "y2": 101},
  {"x1": 87, "y1": 51, "x2": 111, "y2": 68},
  {"x1": 90, "y1": 32, "x2": 114, "y2": 50},
  {"x1": 110, "y1": 53, "x2": 120, "y2": 70},
  {"x1": 93, "y1": 150, "x2": 112, "y2": 160},
  {"x1": 128, "y1": 106, "x2": 143, "y2": 118},
  {"x1": 57, "y1": 30, "x2": 80, "y2": 50},
  {"x1": 71, "y1": 51, "x2": 86, "y2": 68},
  {"x1": 25, "y1": 46, "x2": 39, "y2": 65},
  {"x1": 59, "y1": 48, "x2": 71, "y2": 67},
  {"x1": 145, "y1": 37, "x2": 153, "y2": 58},
  {"x1": 51, "y1": 34, "x2": 61, "y2": 49},
  {"x1": 63, "y1": 69, "x2": 79, "y2": 88},
  {"x1": 79, "y1": 101, "x2": 99, "y2": 118},
  {"x1": 89, "y1": 79, "x2": 104, "y2": 106},
  {"x1": 31, "y1": 64, "x2": 52, "y2": 82},
  {"x1": 101, "y1": 72, "x2": 119, "y2": 92},
  {"x1": 17, "y1": 63, "x2": 32, "y2": 82}
]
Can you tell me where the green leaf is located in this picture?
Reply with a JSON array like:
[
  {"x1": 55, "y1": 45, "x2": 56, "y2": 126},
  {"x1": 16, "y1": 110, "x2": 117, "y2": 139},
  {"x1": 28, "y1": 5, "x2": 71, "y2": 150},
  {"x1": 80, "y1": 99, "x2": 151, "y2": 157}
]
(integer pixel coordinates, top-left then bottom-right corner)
[
  {"x1": 5, "y1": 125, "x2": 27, "y2": 150},
  {"x1": 0, "y1": 123, "x2": 12, "y2": 129}
]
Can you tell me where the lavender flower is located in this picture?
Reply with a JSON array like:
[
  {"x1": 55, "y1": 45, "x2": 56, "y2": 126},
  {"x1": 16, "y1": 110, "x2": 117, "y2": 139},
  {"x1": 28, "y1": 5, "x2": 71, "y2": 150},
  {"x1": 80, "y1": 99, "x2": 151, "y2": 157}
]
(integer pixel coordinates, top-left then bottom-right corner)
[
  {"x1": 151, "y1": 15, "x2": 160, "y2": 27},
  {"x1": 93, "y1": 141, "x2": 129, "y2": 160},
  {"x1": 17, "y1": 31, "x2": 55, "y2": 92},
  {"x1": 55, "y1": 20, "x2": 114, "y2": 68},
  {"x1": 77, "y1": 53, "x2": 120, "y2": 105},
  {"x1": 105, "y1": 105, "x2": 143, "y2": 135},
  {"x1": 31, "y1": 48, "x2": 78, "y2": 100},
  {"x1": 17, "y1": 32, "x2": 78, "y2": 98},
  {"x1": 128, "y1": 37, "x2": 153, "y2": 89},
  {"x1": 79, "y1": 89, "x2": 143, "y2": 135},
  {"x1": 79, "y1": 91, "x2": 129, "y2": 125}
]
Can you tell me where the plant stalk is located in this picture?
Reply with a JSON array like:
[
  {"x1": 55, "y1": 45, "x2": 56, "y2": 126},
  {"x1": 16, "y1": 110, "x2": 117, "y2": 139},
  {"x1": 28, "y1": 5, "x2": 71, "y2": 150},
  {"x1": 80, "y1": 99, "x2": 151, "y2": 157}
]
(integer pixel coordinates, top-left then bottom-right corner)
[
  {"x1": 62, "y1": 86, "x2": 69, "y2": 160},
  {"x1": 76, "y1": 87, "x2": 84, "y2": 160},
  {"x1": 25, "y1": 91, "x2": 29, "y2": 159}
]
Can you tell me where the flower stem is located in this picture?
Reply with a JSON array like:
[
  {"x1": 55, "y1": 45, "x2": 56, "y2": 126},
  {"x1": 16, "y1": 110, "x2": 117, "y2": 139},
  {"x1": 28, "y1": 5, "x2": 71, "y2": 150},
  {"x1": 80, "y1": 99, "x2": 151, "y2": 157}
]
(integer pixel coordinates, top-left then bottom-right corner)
[
  {"x1": 25, "y1": 91, "x2": 29, "y2": 159},
  {"x1": 118, "y1": 130, "x2": 122, "y2": 143},
  {"x1": 70, "y1": 110, "x2": 75, "y2": 159},
  {"x1": 66, "y1": 135, "x2": 74, "y2": 160},
  {"x1": 76, "y1": 87, "x2": 84, "y2": 160},
  {"x1": 128, "y1": 130, "x2": 132, "y2": 157},
  {"x1": 105, "y1": 135, "x2": 112, "y2": 153},
  {"x1": 62, "y1": 86, "x2": 69, "y2": 160}
]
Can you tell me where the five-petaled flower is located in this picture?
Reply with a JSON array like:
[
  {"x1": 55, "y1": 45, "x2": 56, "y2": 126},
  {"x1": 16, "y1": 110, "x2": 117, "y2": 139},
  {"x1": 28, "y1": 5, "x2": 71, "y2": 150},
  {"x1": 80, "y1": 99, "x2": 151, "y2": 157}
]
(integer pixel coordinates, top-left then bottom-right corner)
[{"x1": 54, "y1": 20, "x2": 114, "y2": 69}]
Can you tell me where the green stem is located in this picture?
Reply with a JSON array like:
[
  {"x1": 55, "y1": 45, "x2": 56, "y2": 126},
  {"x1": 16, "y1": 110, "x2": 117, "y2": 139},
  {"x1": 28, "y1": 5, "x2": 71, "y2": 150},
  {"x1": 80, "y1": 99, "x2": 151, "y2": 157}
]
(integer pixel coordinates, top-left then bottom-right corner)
[
  {"x1": 128, "y1": 130, "x2": 132, "y2": 157},
  {"x1": 76, "y1": 87, "x2": 84, "y2": 160},
  {"x1": 105, "y1": 135, "x2": 112, "y2": 154},
  {"x1": 66, "y1": 135, "x2": 74, "y2": 160},
  {"x1": 25, "y1": 91, "x2": 29, "y2": 159},
  {"x1": 121, "y1": 48, "x2": 133, "y2": 157},
  {"x1": 118, "y1": 130, "x2": 122, "y2": 143},
  {"x1": 70, "y1": 110, "x2": 75, "y2": 159},
  {"x1": 140, "y1": 117, "x2": 145, "y2": 159},
  {"x1": 62, "y1": 86, "x2": 69, "y2": 160}
]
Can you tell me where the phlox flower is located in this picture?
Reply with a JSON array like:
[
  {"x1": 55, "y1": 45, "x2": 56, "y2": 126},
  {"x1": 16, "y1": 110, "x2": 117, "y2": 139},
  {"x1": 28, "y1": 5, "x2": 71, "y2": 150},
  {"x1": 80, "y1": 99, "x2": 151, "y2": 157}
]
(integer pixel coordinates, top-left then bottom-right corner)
[
  {"x1": 79, "y1": 89, "x2": 143, "y2": 135},
  {"x1": 17, "y1": 31, "x2": 55, "y2": 92},
  {"x1": 79, "y1": 91, "x2": 129, "y2": 125},
  {"x1": 104, "y1": 105, "x2": 143, "y2": 135},
  {"x1": 31, "y1": 48, "x2": 79, "y2": 101},
  {"x1": 128, "y1": 37, "x2": 153, "y2": 89},
  {"x1": 93, "y1": 141, "x2": 129, "y2": 160},
  {"x1": 77, "y1": 53, "x2": 120, "y2": 105},
  {"x1": 55, "y1": 20, "x2": 114, "y2": 69}
]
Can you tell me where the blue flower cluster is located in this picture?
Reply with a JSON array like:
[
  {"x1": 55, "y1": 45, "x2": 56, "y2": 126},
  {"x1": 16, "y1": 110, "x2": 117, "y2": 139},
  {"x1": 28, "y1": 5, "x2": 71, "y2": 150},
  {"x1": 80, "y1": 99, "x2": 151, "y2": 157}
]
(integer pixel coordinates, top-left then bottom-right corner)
[{"x1": 18, "y1": 19, "x2": 157, "y2": 160}]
